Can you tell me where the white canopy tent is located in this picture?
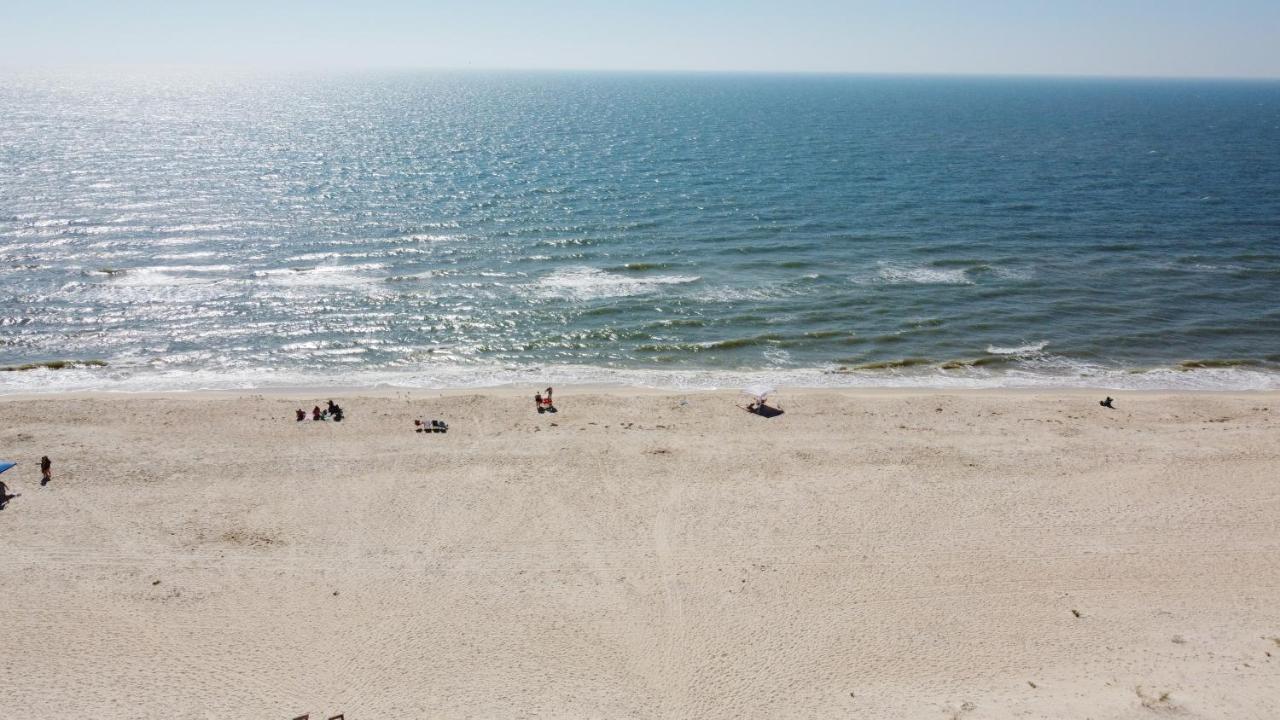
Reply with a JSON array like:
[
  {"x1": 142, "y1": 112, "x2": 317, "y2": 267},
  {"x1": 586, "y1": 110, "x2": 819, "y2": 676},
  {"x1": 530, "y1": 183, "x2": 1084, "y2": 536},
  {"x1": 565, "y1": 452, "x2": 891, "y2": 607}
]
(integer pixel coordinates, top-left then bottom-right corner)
[{"x1": 740, "y1": 384, "x2": 775, "y2": 405}]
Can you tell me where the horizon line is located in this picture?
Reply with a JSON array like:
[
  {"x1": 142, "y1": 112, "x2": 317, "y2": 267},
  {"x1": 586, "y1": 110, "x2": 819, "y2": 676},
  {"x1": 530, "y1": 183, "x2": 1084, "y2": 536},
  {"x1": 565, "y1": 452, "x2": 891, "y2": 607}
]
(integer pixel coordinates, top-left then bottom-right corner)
[{"x1": 2, "y1": 63, "x2": 1278, "y2": 83}]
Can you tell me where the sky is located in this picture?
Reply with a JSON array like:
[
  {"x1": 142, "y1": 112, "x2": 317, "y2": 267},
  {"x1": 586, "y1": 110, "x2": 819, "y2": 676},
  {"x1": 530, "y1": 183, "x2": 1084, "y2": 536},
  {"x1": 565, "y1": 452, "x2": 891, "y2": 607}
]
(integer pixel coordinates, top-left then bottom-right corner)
[{"x1": 3, "y1": 0, "x2": 1279, "y2": 78}]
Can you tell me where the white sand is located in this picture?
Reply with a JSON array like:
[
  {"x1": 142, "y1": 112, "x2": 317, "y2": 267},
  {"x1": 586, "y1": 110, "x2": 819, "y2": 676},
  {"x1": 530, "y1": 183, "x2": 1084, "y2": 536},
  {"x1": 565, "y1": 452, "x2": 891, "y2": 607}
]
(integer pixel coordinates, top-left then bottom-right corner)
[{"x1": 1, "y1": 388, "x2": 1278, "y2": 719}]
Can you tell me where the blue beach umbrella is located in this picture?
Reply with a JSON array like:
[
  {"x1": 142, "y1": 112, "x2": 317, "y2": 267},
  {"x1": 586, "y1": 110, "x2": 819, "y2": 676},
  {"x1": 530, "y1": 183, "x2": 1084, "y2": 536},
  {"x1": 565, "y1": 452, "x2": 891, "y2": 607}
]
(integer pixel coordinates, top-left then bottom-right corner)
[{"x1": 0, "y1": 461, "x2": 15, "y2": 475}]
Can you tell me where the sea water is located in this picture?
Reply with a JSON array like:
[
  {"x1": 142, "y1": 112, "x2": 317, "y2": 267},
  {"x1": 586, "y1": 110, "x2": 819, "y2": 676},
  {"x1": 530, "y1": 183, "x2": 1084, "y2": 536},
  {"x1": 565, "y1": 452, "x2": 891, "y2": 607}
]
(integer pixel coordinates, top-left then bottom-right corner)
[{"x1": 2, "y1": 70, "x2": 1278, "y2": 392}]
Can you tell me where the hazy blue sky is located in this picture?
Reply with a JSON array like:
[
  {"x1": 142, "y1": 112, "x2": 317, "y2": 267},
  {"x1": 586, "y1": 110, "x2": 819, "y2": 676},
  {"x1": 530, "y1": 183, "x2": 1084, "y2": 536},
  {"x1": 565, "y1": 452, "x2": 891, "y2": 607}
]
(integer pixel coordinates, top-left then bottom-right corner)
[{"x1": 3, "y1": 1, "x2": 1278, "y2": 78}]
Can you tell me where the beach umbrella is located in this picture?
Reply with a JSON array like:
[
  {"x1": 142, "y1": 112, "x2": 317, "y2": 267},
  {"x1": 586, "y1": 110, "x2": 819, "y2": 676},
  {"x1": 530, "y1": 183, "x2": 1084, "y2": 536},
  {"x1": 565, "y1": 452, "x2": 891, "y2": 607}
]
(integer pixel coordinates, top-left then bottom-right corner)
[
  {"x1": 741, "y1": 384, "x2": 775, "y2": 404},
  {"x1": 0, "y1": 461, "x2": 15, "y2": 475}
]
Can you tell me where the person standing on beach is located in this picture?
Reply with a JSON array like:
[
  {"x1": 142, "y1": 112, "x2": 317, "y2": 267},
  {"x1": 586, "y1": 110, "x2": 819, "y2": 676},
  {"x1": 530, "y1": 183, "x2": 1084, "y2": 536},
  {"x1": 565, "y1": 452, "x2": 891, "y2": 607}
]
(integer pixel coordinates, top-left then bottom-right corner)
[{"x1": 40, "y1": 455, "x2": 52, "y2": 486}]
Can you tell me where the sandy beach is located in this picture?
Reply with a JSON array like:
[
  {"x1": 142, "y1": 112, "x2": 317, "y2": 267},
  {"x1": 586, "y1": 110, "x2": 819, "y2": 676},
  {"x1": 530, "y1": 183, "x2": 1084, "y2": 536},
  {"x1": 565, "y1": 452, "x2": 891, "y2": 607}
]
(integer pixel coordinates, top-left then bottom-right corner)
[{"x1": 1, "y1": 388, "x2": 1278, "y2": 719}]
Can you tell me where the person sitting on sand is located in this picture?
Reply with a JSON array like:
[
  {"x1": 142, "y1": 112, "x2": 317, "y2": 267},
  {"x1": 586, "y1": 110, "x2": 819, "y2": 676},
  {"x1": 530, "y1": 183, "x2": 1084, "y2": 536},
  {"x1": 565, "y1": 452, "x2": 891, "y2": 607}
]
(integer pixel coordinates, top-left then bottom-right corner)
[
  {"x1": 312, "y1": 406, "x2": 323, "y2": 421},
  {"x1": 41, "y1": 455, "x2": 51, "y2": 486},
  {"x1": 541, "y1": 387, "x2": 556, "y2": 413},
  {"x1": 535, "y1": 392, "x2": 545, "y2": 413},
  {"x1": 324, "y1": 400, "x2": 343, "y2": 422},
  {"x1": 296, "y1": 409, "x2": 306, "y2": 422}
]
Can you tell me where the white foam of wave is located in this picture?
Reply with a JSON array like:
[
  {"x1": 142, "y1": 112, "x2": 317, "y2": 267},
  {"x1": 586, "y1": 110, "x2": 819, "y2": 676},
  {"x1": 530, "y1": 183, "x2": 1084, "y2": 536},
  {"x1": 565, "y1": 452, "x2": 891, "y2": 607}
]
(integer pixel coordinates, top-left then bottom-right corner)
[
  {"x1": 530, "y1": 267, "x2": 701, "y2": 300},
  {"x1": 1182, "y1": 262, "x2": 1247, "y2": 274},
  {"x1": 252, "y1": 264, "x2": 385, "y2": 288},
  {"x1": 105, "y1": 269, "x2": 216, "y2": 286},
  {"x1": 856, "y1": 263, "x2": 974, "y2": 286},
  {"x1": 72, "y1": 264, "x2": 382, "y2": 303},
  {"x1": 58, "y1": 280, "x2": 227, "y2": 302},
  {"x1": 153, "y1": 223, "x2": 233, "y2": 233},
  {"x1": 152, "y1": 251, "x2": 219, "y2": 260},
  {"x1": 694, "y1": 285, "x2": 798, "y2": 302},
  {"x1": 762, "y1": 348, "x2": 794, "y2": 366},
  {"x1": 73, "y1": 225, "x2": 149, "y2": 237},
  {"x1": 3, "y1": 360, "x2": 1277, "y2": 396},
  {"x1": 399, "y1": 233, "x2": 463, "y2": 243},
  {"x1": 986, "y1": 341, "x2": 1049, "y2": 355},
  {"x1": 143, "y1": 265, "x2": 235, "y2": 275},
  {"x1": 58, "y1": 270, "x2": 234, "y2": 303},
  {"x1": 146, "y1": 235, "x2": 212, "y2": 248}
]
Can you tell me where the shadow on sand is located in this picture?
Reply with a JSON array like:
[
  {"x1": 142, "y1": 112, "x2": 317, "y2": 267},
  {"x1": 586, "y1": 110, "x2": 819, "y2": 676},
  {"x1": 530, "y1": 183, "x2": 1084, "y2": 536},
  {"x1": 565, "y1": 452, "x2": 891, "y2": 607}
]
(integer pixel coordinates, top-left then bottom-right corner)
[{"x1": 748, "y1": 404, "x2": 785, "y2": 418}]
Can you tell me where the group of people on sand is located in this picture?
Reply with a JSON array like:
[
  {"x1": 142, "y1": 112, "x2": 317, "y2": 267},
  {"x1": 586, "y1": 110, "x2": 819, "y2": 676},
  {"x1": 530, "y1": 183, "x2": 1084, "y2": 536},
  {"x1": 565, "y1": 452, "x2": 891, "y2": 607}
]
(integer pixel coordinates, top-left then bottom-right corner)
[
  {"x1": 413, "y1": 418, "x2": 449, "y2": 433},
  {"x1": 296, "y1": 400, "x2": 344, "y2": 422}
]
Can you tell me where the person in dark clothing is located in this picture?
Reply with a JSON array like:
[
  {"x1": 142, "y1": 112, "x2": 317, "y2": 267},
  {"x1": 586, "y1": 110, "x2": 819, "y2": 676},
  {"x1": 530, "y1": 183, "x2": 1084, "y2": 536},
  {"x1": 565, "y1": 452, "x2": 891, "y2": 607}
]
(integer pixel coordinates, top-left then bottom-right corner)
[
  {"x1": 41, "y1": 455, "x2": 52, "y2": 486},
  {"x1": 313, "y1": 406, "x2": 323, "y2": 421},
  {"x1": 296, "y1": 409, "x2": 306, "y2": 422}
]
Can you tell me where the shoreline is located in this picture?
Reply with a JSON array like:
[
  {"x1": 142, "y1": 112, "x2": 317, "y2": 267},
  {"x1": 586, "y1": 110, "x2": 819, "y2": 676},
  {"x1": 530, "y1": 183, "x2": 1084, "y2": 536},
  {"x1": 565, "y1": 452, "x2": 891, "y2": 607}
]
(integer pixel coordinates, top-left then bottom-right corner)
[
  {"x1": 3, "y1": 362, "x2": 1279, "y2": 398},
  {"x1": 3, "y1": 383, "x2": 1279, "y2": 403}
]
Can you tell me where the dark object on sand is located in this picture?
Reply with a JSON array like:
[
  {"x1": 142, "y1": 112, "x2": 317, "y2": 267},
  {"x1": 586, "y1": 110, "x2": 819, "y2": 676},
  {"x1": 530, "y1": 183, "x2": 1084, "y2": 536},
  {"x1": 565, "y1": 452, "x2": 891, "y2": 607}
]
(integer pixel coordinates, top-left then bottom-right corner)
[
  {"x1": 0, "y1": 480, "x2": 17, "y2": 509},
  {"x1": 745, "y1": 402, "x2": 785, "y2": 418},
  {"x1": 296, "y1": 409, "x2": 306, "y2": 422},
  {"x1": 536, "y1": 388, "x2": 556, "y2": 413},
  {"x1": 326, "y1": 400, "x2": 344, "y2": 422},
  {"x1": 739, "y1": 385, "x2": 782, "y2": 418},
  {"x1": 414, "y1": 419, "x2": 448, "y2": 433},
  {"x1": 41, "y1": 455, "x2": 52, "y2": 486},
  {"x1": 0, "y1": 462, "x2": 17, "y2": 508},
  {"x1": 1100, "y1": 396, "x2": 1115, "y2": 409}
]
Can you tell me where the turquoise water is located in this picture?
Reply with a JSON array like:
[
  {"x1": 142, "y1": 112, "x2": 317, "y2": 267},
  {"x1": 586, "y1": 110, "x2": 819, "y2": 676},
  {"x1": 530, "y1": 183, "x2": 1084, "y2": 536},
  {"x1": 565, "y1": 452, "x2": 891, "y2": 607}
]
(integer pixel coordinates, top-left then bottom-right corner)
[{"x1": 2, "y1": 70, "x2": 1279, "y2": 391}]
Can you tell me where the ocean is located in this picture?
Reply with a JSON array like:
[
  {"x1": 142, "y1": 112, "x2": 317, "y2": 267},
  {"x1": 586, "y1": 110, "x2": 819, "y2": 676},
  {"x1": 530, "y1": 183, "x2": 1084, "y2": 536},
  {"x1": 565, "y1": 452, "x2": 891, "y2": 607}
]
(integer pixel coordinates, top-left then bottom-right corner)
[{"x1": 2, "y1": 70, "x2": 1279, "y2": 392}]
